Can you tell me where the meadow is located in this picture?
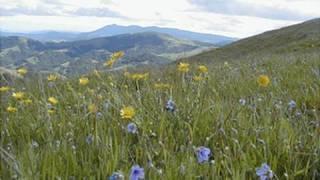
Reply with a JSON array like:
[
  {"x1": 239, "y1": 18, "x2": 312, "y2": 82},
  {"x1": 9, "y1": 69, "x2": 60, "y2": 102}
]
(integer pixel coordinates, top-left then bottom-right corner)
[{"x1": 1, "y1": 53, "x2": 320, "y2": 179}]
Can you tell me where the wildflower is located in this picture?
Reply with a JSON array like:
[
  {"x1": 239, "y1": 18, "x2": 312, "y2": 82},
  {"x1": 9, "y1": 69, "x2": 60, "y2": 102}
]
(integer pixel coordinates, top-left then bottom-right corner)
[
  {"x1": 165, "y1": 99, "x2": 176, "y2": 112},
  {"x1": 23, "y1": 98, "x2": 33, "y2": 105},
  {"x1": 239, "y1": 98, "x2": 246, "y2": 106},
  {"x1": 120, "y1": 106, "x2": 135, "y2": 119},
  {"x1": 288, "y1": 100, "x2": 296, "y2": 110},
  {"x1": 88, "y1": 103, "x2": 98, "y2": 113},
  {"x1": 193, "y1": 75, "x2": 203, "y2": 82},
  {"x1": 12, "y1": 92, "x2": 25, "y2": 100},
  {"x1": 79, "y1": 77, "x2": 89, "y2": 86},
  {"x1": 198, "y1": 65, "x2": 208, "y2": 73},
  {"x1": 196, "y1": 146, "x2": 211, "y2": 163},
  {"x1": 257, "y1": 75, "x2": 270, "y2": 87},
  {"x1": 17, "y1": 67, "x2": 28, "y2": 76},
  {"x1": 48, "y1": 97, "x2": 58, "y2": 105},
  {"x1": 86, "y1": 134, "x2": 94, "y2": 144},
  {"x1": 177, "y1": 63, "x2": 190, "y2": 73},
  {"x1": 104, "y1": 51, "x2": 124, "y2": 67},
  {"x1": 48, "y1": 109, "x2": 55, "y2": 114},
  {"x1": 129, "y1": 73, "x2": 149, "y2": 81},
  {"x1": 109, "y1": 172, "x2": 124, "y2": 180},
  {"x1": 127, "y1": 122, "x2": 138, "y2": 134},
  {"x1": 47, "y1": 74, "x2": 58, "y2": 82},
  {"x1": 130, "y1": 165, "x2": 145, "y2": 180},
  {"x1": 256, "y1": 163, "x2": 274, "y2": 180},
  {"x1": 0, "y1": 86, "x2": 10, "y2": 92},
  {"x1": 31, "y1": 140, "x2": 39, "y2": 148},
  {"x1": 154, "y1": 83, "x2": 171, "y2": 90},
  {"x1": 7, "y1": 106, "x2": 17, "y2": 113}
]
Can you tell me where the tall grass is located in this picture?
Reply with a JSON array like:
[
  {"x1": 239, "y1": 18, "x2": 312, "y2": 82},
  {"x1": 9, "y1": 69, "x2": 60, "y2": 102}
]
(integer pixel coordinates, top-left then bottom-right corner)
[{"x1": 1, "y1": 57, "x2": 319, "y2": 179}]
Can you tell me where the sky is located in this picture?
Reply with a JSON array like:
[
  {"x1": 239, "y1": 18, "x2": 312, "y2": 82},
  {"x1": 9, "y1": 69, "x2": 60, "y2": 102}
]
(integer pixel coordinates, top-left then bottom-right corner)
[{"x1": 0, "y1": 0, "x2": 319, "y2": 38}]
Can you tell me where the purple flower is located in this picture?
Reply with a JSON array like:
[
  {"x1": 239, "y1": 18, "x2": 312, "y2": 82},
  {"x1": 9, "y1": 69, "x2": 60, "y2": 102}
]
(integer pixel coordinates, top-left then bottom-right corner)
[
  {"x1": 288, "y1": 100, "x2": 296, "y2": 110},
  {"x1": 256, "y1": 163, "x2": 273, "y2": 180},
  {"x1": 165, "y1": 99, "x2": 176, "y2": 112},
  {"x1": 130, "y1": 165, "x2": 144, "y2": 180},
  {"x1": 196, "y1": 146, "x2": 211, "y2": 163},
  {"x1": 86, "y1": 134, "x2": 94, "y2": 144},
  {"x1": 127, "y1": 122, "x2": 138, "y2": 134},
  {"x1": 109, "y1": 172, "x2": 124, "y2": 180}
]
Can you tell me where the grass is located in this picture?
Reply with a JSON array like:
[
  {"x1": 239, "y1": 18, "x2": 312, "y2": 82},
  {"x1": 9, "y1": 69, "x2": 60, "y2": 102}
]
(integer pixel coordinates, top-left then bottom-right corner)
[{"x1": 0, "y1": 56, "x2": 320, "y2": 179}]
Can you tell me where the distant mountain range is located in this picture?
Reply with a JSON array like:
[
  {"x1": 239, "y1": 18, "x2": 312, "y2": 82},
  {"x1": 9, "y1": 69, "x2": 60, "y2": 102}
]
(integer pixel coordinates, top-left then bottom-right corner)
[
  {"x1": 0, "y1": 24, "x2": 237, "y2": 45},
  {"x1": 189, "y1": 18, "x2": 320, "y2": 63},
  {"x1": 0, "y1": 32, "x2": 213, "y2": 75}
]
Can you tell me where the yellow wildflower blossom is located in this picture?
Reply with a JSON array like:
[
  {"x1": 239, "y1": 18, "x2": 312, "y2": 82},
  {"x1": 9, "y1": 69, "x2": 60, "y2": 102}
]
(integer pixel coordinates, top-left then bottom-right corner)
[
  {"x1": 88, "y1": 104, "x2": 98, "y2": 113},
  {"x1": 48, "y1": 97, "x2": 58, "y2": 105},
  {"x1": 7, "y1": 106, "x2": 17, "y2": 113},
  {"x1": 23, "y1": 99, "x2": 33, "y2": 105},
  {"x1": 47, "y1": 74, "x2": 58, "y2": 81},
  {"x1": 198, "y1": 65, "x2": 208, "y2": 73},
  {"x1": 0, "y1": 86, "x2": 10, "y2": 92},
  {"x1": 130, "y1": 73, "x2": 149, "y2": 81},
  {"x1": 120, "y1": 106, "x2": 135, "y2": 119},
  {"x1": 48, "y1": 109, "x2": 55, "y2": 114},
  {"x1": 257, "y1": 75, "x2": 270, "y2": 87},
  {"x1": 79, "y1": 77, "x2": 89, "y2": 86},
  {"x1": 17, "y1": 67, "x2": 28, "y2": 76},
  {"x1": 193, "y1": 75, "x2": 204, "y2": 81},
  {"x1": 12, "y1": 92, "x2": 25, "y2": 100},
  {"x1": 177, "y1": 63, "x2": 190, "y2": 73}
]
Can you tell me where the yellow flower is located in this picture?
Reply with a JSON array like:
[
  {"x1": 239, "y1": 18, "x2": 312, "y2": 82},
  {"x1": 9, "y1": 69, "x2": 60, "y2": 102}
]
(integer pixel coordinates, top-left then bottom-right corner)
[
  {"x1": 104, "y1": 51, "x2": 125, "y2": 68},
  {"x1": 12, "y1": 92, "x2": 25, "y2": 100},
  {"x1": 48, "y1": 109, "x2": 55, "y2": 114},
  {"x1": 129, "y1": 73, "x2": 149, "y2": 81},
  {"x1": 79, "y1": 77, "x2": 89, "y2": 86},
  {"x1": 7, "y1": 106, "x2": 17, "y2": 113},
  {"x1": 17, "y1": 67, "x2": 28, "y2": 76},
  {"x1": 23, "y1": 99, "x2": 33, "y2": 105},
  {"x1": 177, "y1": 63, "x2": 190, "y2": 73},
  {"x1": 47, "y1": 74, "x2": 58, "y2": 81},
  {"x1": 198, "y1": 65, "x2": 208, "y2": 73},
  {"x1": 257, "y1": 75, "x2": 270, "y2": 87},
  {"x1": 120, "y1": 106, "x2": 135, "y2": 119},
  {"x1": 154, "y1": 83, "x2": 171, "y2": 90},
  {"x1": 111, "y1": 51, "x2": 124, "y2": 60},
  {"x1": 193, "y1": 75, "x2": 204, "y2": 81},
  {"x1": 48, "y1": 97, "x2": 58, "y2": 105},
  {"x1": 0, "y1": 86, "x2": 10, "y2": 92},
  {"x1": 88, "y1": 103, "x2": 98, "y2": 113}
]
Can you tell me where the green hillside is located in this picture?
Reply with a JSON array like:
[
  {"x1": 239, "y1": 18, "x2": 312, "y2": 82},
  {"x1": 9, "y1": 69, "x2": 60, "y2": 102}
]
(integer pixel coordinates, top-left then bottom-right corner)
[{"x1": 188, "y1": 18, "x2": 320, "y2": 63}]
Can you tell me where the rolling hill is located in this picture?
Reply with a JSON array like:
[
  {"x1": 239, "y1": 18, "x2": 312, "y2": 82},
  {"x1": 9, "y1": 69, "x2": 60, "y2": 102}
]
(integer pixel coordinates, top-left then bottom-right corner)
[
  {"x1": 188, "y1": 18, "x2": 320, "y2": 63},
  {"x1": 0, "y1": 32, "x2": 213, "y2": 75},
  {"x1": 1, "y1": 25, "x2": 237, "y2": 45}
]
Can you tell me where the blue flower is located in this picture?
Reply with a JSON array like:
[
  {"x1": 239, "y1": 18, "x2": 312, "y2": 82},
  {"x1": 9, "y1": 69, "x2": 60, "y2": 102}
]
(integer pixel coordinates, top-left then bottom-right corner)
[
  {"x1": 288, "y1": 100, "x2": 296, "y2": 110},
  {"x1": 86, "y1": 134, "x2": 94, "y2": 144},
  {"x1": 239, "y1": 98, "x2": 246, "y2": 106},
  {"x1": 127, "y1": 122, "x2": 138, "y2": 134},
  {"x1": 256, "y1": 163, "x2": 273, "y2": 180},
  {"x1": 109, "y1": 172, "x2": 124, "y2": 180},
  {"x1": 130, "y1": 165, "x2": 144, "y2": 180},
  {"x1": 165, "y1": 99, "x2": 176, "y2": 112},
  {"x1": 196, "y1": 146, "x2": 211, "y2": 163}
]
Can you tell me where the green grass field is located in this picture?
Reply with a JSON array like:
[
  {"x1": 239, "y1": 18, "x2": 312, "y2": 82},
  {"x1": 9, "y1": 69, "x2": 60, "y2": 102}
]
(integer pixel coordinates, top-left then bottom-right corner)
[{"x1": 1, "y1": 56, "x2": 320, "y2": 179}]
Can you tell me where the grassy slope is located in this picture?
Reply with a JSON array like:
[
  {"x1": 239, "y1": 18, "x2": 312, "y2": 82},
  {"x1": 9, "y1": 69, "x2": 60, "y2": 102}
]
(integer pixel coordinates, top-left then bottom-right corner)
[
  {"x1": 1, "y1": 55, "x2": 320, "y2": 179},
  {"x1": 188, "y1": 18, "x2": 320, "y2": 63}
]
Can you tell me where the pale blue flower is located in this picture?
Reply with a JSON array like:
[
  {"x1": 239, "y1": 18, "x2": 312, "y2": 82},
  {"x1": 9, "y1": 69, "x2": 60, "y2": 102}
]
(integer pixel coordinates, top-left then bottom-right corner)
[
  {"x1": 127, "y1": 122, "x2": 138, "y2": 134},
  {"x1": 196, "y1": 146, "x2": 211, "y2": 163},
  {"x1": 165, "y1": 99, "x2": 176, "y2": 112},
  {"x1": 130, "y1": 165, "x2": 144, "y2": 180},
  {"x1": 109, "y1": 172, "x2": 124, "y2": 180},
  {"x1": 86, "y1": 134, "x2": 94, "y2": 144},
  {"x1": 256, "y1": 163, "x2": 273, "y2": 180},
  {"x1": 239, "y1": 98, "x2": 246, "y2": 106},
  {"x1": 288, "y1": 100, "x2": 296, "y2": 110}
]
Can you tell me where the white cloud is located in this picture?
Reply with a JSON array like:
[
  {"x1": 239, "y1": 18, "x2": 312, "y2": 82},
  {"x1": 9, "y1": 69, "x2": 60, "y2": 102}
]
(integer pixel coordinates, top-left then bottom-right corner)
[{"x1": 0, "y1": 0, "x2": 318, "y2": 38}]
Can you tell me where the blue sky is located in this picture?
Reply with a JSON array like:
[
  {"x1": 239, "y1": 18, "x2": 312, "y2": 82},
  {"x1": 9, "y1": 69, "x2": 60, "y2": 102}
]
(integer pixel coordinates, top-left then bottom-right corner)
[{"x1": 0, "y1": 0, "x2": 319, "y2": 38}]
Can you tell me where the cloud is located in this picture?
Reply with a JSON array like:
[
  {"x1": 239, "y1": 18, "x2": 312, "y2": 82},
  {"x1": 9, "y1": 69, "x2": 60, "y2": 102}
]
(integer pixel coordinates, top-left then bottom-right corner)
[
  {"x1": 71, "y1": 8, "x2": 125, "y2": 18},
  {"x1": 188, "y1": 0, "x2": 316, "y2": 21}
]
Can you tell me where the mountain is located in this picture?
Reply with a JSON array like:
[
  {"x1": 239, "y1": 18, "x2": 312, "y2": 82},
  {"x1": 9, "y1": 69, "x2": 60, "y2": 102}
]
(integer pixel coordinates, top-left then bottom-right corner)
[
  {"x1": 0, "y1": 32, "x2": 213, "y2": 75},
  {"x1": 80, "y1": 24, "x2": 237, "y2": 45},
  {"x1": 1, "y1": 25, "x2": 237, "y2": 45},
  {"x1": 188, "y1": 18, "x2": 320, "y2": 63}
]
